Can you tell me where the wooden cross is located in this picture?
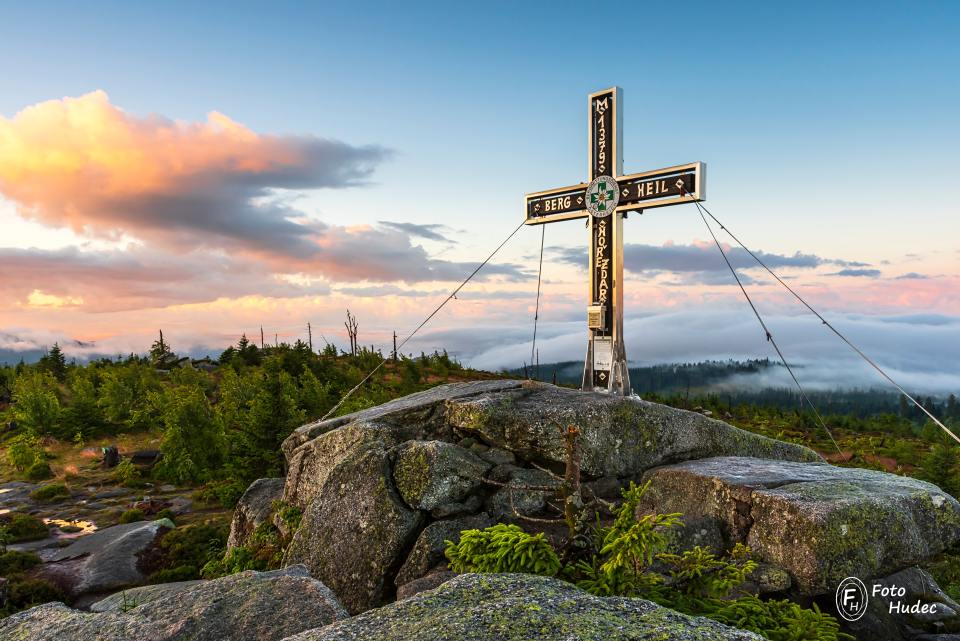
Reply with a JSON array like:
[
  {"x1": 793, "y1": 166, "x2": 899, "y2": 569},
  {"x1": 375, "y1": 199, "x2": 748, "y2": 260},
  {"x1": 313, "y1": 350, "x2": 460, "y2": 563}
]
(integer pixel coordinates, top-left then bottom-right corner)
[{"x1": 525, "y1": 87, "x2": 706, "y2": 395}]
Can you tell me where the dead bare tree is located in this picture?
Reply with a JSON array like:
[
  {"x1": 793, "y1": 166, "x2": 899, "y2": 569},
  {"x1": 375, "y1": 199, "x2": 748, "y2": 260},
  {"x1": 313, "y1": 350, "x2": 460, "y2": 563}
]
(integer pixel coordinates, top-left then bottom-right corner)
[
  {"x1": 344, "y1": 309, "x2": 359, "y2": 356},
  {"x1": 479, "y1": 419, "x2": 612, "y2": 559}
]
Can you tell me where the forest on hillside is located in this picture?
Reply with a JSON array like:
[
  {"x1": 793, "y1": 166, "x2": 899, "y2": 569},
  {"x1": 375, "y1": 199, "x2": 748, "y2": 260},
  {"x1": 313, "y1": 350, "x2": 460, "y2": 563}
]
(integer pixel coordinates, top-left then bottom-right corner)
[{"x1": 0, "y1": 333, "x2": 497, "y2": 508}]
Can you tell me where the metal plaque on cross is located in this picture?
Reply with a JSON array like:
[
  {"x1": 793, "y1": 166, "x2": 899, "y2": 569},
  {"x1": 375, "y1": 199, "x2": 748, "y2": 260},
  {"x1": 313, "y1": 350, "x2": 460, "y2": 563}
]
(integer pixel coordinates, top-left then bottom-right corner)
[{"x1": 523, "y1": 87, "x2": 706, "y2": 396}]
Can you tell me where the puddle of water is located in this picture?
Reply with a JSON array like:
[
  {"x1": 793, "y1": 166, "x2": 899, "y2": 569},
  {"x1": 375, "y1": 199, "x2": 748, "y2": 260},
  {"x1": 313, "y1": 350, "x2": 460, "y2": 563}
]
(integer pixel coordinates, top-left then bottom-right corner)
[
  {"x1": 44, "y1": 518, "x2": 98, "y2": 539},
  {"x1": 0, "y1": 509, "x2": 9, "y2": 516},
  {"x1": 0, "y1": 488, "x2": 12, "y2": 495}
]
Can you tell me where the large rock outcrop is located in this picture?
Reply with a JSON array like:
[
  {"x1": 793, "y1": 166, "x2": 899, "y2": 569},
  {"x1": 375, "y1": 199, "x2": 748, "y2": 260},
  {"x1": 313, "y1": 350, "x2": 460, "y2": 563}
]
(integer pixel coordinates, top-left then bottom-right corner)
[
  {"x1": 0, "y1": 565, "x2": 347, "y2": 641},
  {"x1": 639, "y1": 457, "x2": 960, "y2": 594},
  {"x1": 31, "y1": 519, "x2": 173, "y2": 600},
  {"x1": 285, "y1": 572, "x2": 764, "y2": 641},
  {"x1": 271, "y1": 381, "x2": 829, "y2": 615},
  {"x1": 248, "y1": 380, "x2": 960, "y2": 627},
  {"x1": 392, "y1": 440, "x2": 491, "y2": 511}
]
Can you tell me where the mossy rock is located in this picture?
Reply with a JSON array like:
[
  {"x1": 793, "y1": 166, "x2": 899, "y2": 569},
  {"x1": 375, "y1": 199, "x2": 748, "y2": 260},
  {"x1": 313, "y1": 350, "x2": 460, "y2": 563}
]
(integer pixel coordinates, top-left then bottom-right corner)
[
  {"x1": 444, "y1": 385, "x2": 820, "y2": 478},
  {"x1": 392, "y1": 440, "x2": 491, "y2": 511},
  {"x1": 641, "y1": 456, "x2": 960, "y2": 595},
  {"x1": 287, "y1": 572, "x2": 763, "y2": 641}
]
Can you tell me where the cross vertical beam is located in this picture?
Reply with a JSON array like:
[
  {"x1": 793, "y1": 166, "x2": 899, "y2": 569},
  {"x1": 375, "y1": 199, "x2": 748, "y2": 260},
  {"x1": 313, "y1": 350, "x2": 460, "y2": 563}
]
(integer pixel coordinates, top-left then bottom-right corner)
[{"x1": 582, "y1": 88, "x2": 629, "y2": 394}]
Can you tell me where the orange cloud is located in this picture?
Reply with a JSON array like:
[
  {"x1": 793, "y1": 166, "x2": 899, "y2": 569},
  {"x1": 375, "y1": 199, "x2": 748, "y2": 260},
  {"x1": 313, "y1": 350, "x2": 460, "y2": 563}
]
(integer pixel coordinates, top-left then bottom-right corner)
[{"x1": 0, "y1": 90, "x2": 389, "y2": 257}]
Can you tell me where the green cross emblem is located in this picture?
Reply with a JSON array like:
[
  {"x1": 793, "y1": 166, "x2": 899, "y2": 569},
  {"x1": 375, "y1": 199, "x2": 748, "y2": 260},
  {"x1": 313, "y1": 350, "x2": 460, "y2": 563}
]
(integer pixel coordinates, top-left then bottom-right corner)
[{"x1": 586, "y1": 175, "x2": 619, "y2": 217}]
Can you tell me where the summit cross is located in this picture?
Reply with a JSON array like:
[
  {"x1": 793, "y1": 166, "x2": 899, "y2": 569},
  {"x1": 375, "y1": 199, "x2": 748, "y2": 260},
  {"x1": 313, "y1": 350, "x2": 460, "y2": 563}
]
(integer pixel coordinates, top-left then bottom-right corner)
[{"x1": 524, "y1": 87, "x2": 706, "y2": 396}]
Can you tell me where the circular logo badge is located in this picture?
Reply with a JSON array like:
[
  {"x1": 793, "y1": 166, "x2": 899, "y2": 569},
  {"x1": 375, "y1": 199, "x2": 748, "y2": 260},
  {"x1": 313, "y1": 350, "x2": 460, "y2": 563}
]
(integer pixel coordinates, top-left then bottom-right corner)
[
  {"x1": 836, "y1": 577, "x2": 869, "y2": 621},
  {"x1": 585, "y1": 175, "x2": 619, "y2": 218}
]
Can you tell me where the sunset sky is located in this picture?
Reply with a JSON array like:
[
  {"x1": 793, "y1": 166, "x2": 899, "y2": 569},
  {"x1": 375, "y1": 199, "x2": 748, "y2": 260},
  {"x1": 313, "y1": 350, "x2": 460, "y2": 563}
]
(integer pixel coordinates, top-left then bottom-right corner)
[{"x1": 1, "y1": 2, "x2": 958, "y2": 392}]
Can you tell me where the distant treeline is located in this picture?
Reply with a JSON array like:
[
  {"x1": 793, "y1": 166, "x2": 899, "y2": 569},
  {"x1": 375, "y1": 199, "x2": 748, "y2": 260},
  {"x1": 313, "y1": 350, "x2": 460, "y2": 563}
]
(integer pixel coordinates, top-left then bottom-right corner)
[{"x1": 511, "y1": 359, "x2": 959, "y2": 420}]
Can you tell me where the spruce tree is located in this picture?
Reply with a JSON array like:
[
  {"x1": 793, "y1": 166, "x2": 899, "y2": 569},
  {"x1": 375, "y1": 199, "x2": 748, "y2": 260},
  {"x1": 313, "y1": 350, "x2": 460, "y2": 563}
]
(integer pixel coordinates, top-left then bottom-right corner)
[{"x1": 41, "y1": 343, "x2": 67, "y2": 382}]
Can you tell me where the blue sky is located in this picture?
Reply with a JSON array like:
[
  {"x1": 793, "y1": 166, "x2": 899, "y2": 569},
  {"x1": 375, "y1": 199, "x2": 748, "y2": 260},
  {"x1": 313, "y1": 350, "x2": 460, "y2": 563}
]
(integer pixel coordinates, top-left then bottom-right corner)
[{"x1": 0, "y1": 2, "x2": 957, "y2": 390}]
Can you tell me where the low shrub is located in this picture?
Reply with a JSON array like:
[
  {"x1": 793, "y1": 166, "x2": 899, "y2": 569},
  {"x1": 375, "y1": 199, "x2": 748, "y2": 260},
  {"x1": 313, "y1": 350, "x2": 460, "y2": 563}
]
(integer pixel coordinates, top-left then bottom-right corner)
[
  {"x1": 25, "y1": 461, "x2": 52, "y2": 481},
  {"x1": 928, "y1": 552, "x2": 960, "y2": 603},
  {"x1": 6, "y1": 578, "x2": 65, "y2": 611},
  {"x1": 201, "y1": 546, "x2": 265, "y2": 578},
  {"x1": 118, "y1": 508, "x2": 145, "y2": 524},
  {"x1": 3, "y1": 513, "x2": 49, "y2": 543},
  {"x1": 710, "y1": 596, "x2": 848, "y2": 641},
  {"x1": 273, "y1": 501, "x2": 302, "y2": 532},
  {"x1": 6, "y1": 433, "x2": 44, "y2": 471},
  {"x1": 29, "y1": 482, "x2": 70, "y2": 502},
  {"x1": 200, "y1": 521, "x2": 287, "y2": 579},
  {"x1": 113, "y1": 459, "x2": 142, "y2": 487},
  {"x1": 0, "y1": 550, "x2": 42, "y2": 574},
  {"x1": 445, "y1": 523, "x2": 561, "y2": 576},
  {"x1": 148, "y1": 565, "x2": 198, "y2": 583},
  {"x1": 145, "y1": 521, "x2": 227, "y2": 583},
  {"x1": 0, "y1": 551, "x2": 64, "y2": 617},
  {"x1": 448, "y1": 480, "x2": 852, "y2": 641},
  {"x1": 193, "y1": 479, "x2": 246, "y2": 509}
]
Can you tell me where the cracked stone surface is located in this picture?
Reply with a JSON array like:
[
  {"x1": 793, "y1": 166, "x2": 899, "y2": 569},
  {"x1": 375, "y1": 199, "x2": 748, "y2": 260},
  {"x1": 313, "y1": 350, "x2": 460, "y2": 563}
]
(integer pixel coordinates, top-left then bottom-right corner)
[
  {"x1": 283, "y1": 443, "x2": 424, "y2": 614},
  {"x1": 640, "y1": 456, "x2": 960, "y2": 594}
]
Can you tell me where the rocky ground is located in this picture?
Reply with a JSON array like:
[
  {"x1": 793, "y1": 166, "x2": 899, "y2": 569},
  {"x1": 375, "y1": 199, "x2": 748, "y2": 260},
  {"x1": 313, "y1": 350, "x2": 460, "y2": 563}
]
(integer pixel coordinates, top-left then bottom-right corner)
[{"x1": 6, "y1": 380, "x2": 960, "y2": 640}]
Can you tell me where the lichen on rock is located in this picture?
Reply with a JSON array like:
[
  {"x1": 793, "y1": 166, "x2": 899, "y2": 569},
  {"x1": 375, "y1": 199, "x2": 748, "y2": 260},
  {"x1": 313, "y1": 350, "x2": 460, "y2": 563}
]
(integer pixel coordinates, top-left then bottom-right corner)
[
  {"x1": 392, "y1": 440, "x2": 491, "y2": 511},
  {"x1": 284, "y1": 572, "x2": 765, "y2": 641}
]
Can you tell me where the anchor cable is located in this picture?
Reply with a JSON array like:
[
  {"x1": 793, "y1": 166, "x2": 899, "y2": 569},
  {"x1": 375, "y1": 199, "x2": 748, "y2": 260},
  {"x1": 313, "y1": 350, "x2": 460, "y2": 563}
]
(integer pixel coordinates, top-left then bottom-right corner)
[
  {"x1": 695, "y1": 201, "x2": 843, "y2": 455},
  {"x1": 692, "y1": 200, "x2": 960, "y2": 447},
  {"x1": 318, "y1": 218, "x2": 528, "y2": 422},
  {"x1": 530, "y1": 224, "x2": 546, "y2": 379}
]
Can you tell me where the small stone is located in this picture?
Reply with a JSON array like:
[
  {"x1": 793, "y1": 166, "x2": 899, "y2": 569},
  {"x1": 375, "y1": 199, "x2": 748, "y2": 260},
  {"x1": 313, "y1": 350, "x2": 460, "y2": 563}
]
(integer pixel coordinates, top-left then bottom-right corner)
[
  {"x1": 430, "y1": 495, "x2": 483, "y2": 519},
  {"x1": 396, "y1": 569, "x2": 456, "y2": 601},
  {"x1": 469, "y1": 442, "x2": 489, "y2": 455},
  {"x1": 477, "y1": 448, "x2": 515, "y2": 466}
]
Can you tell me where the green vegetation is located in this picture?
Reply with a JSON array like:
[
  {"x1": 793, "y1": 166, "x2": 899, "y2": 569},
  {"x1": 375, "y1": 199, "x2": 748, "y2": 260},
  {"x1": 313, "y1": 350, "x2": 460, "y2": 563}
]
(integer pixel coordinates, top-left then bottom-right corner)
[
  {"x1": 6, "y1": 433, "x2": 44, "y2": 471},
  {"x1": 445, "y1": 524, "x2": 561, "y2": 576},
  {"x1": 273, "y1": 501, "x2": 303, "y2": 532},
  {"x1": 928, "y1": 552, "x2": 960, "y2": 603},
  {"x1": 145, "y1": 521, "x2": 228, "y2": 583},
  {"x1": 201, "y1": 521, "x2": 288, "y2": 578},
  {"x1": 113, "y1": 458, "x2": 142, "y2": 487},
  {"x1": 0, "y1": 332, "x2": 496, "y2": 505},
  {"x1": 29, "y1": 482, "x2": 70, "y2": 502},
  {"x1": 0, "y1": 550, "x2": 64, "y2": 617},
  {"x1": 118, "y1": 508, "x2": 145, "y2": 524},
  {"x1": 448, "y1": 482, "x2": 853, "y2": 641},
  {"x1": 1, "y1": 512, "x2": 49, "y2": 542}
]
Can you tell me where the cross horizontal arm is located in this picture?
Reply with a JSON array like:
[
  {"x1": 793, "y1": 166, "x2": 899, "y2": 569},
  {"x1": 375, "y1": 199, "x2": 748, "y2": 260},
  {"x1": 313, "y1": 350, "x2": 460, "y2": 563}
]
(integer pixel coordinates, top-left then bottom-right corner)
[
  {"x1": 616, "y1": 161, "x2": 706, "y2": 212},
  {"x1": 524, "y1": 161, "x2": 705, "y2": 225},
  {"x1": 525, "y1": 183, "x2": 588, "y2": 225}
]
